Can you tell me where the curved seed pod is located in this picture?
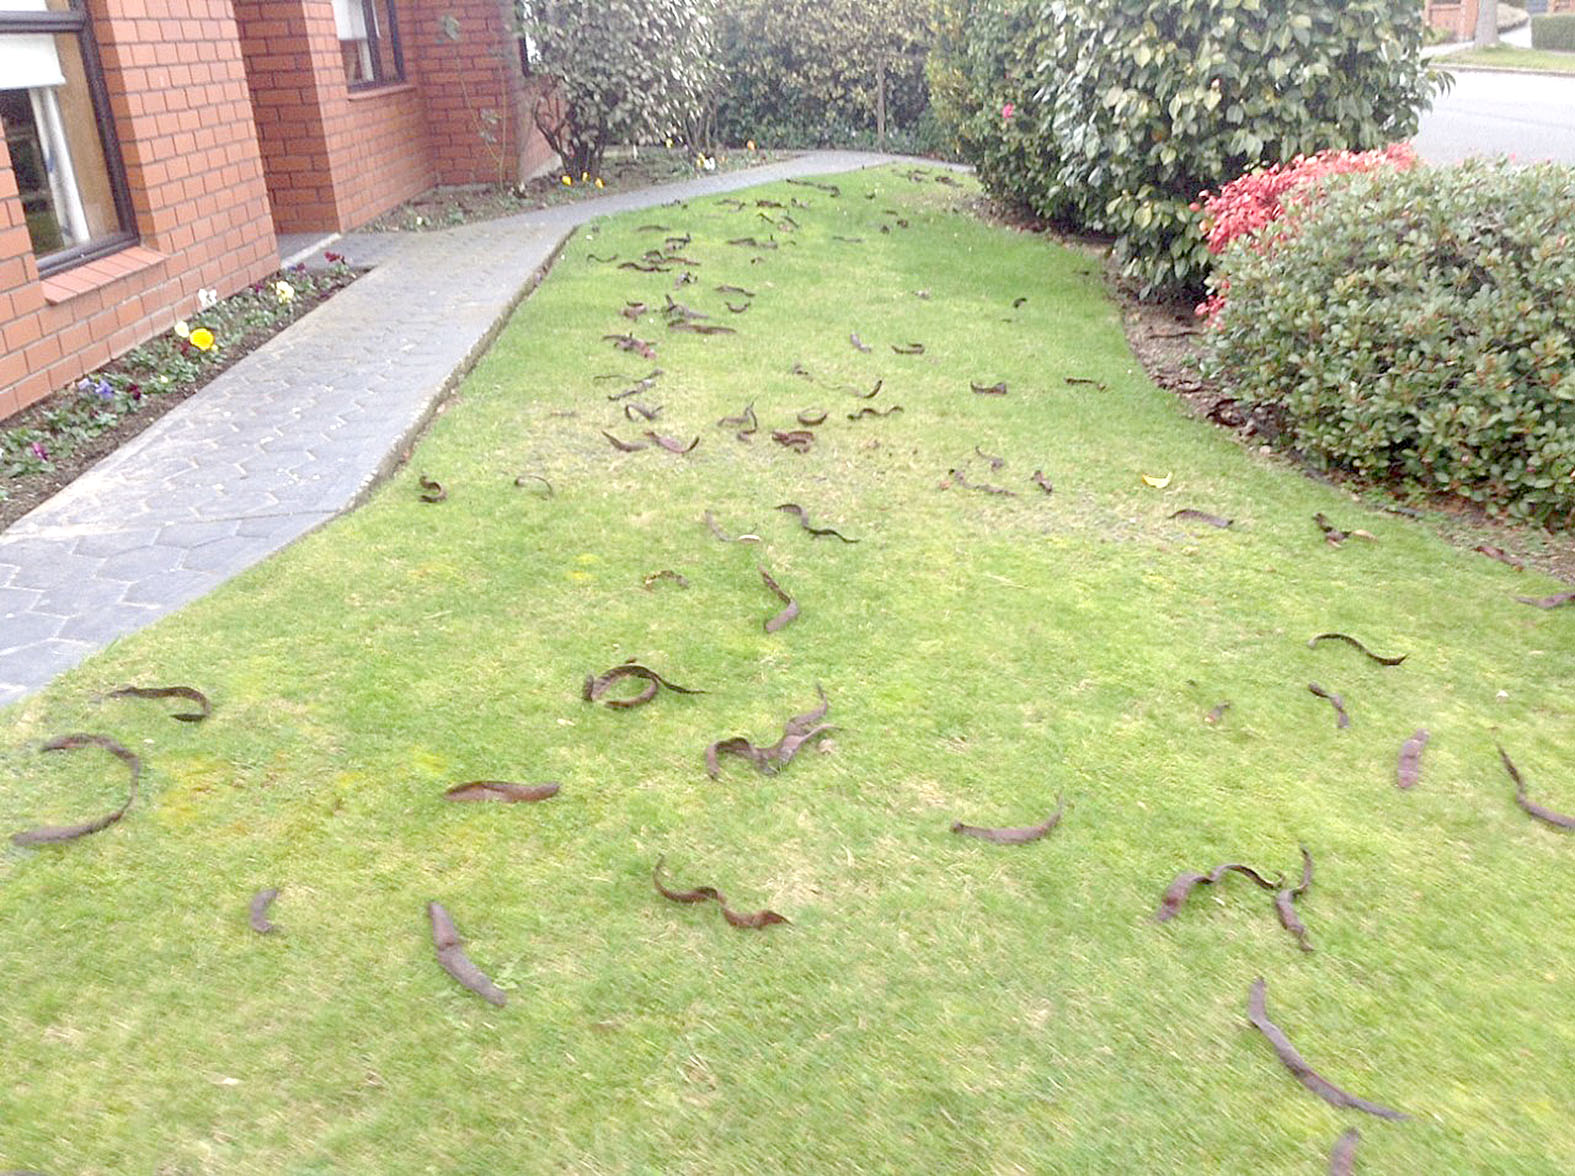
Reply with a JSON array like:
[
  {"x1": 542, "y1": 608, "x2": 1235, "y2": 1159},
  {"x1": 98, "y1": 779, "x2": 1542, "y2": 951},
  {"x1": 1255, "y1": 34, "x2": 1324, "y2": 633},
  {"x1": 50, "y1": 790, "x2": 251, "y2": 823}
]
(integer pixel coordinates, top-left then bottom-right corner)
[
  {"x1": 785, "y1": 178, "x2": 840, "y2": 195},
  {"x1": 850, "y1": 379, "x2": 883, "y2": 399},
  {"x1": 970, "y1": 381, "x2": 1007, "y2": 395},
  {"x1": 1475, "y1": 544, "x2": 1524, "y2": 570},
  {"x1": 11, "y1": 734, "x2": 141, "y2": 846},
  {"x1": 760, "y1": 567, "x2": 799, "y2": 633},
  {"x1": 715, "y1": 284, "x2": 755, "y2": 297},
  {"x1": 1170, "y1": 509, "x2": 1233, "y2": 528},
  {"x1": 847, "y1": 406, "x2": 903, "y2": 420},
  {"x1": 624, "y1": 402, "x2": 662, "y2": 421},
  {"x1": 721, "y1": 903, "x2": 790, "y2": 928},
  {"x1": 1154, "y1": 860, "x2": 1280, "y2": 921},
  {"x1": 427, "y1": 902, "x2": 507, "y2": 1007},
  {"x1": 797, "y1": 409, "x2": 828, "y2": 426},
  {"x1": 850, "y1": 332, "x2": 872, "y2": 353},
  {"x1": 513, "y1": 473, "x2": 553, "y2": 495},
  {"x1": 1064, "y1": 376, "x2": 1107, "y2": 389},
  {"x1": 1499, "y1": 745, "x2": 1575, "y2": 830},
  {"x1": 249, "y1": 887, "x2": 280, "y2": 934},
  {"x1": 1030, "y1": 470, "x2": 1054, "y2": 495},
  {"x1": 652, "y1": 855, "x2": 725, "y2": 904},
  {"x1": 1328, "y1": 1128, "x2": 1360, "y2": 1176},
  {"x1": 1155, "y1": 872, "x2": 1209, "y2": 922},
  {"x1": 584, "y1": 662, "x2": 705, "y2": 709},
  {"x1": 725, "y1": 300, "x2": 751, "y2": 313},
  {"x1": 1514, "y1": 591, "x2": 1575, "y2": 609},
  {"x1": 1291, "y1": 845, "x2": 1314, "y2": 897},
  {"x1": 705, "y1": 736, "x2": 770, "y2": 778},
  {"x1": 1245, "y1": 978, "x2": 1409, "y2": 1120},
  {"x1": 775, "y1": 503, "x2": 859, "y2": 542},
  {"x1": 1274, "y1": 888, "x2": 1314, "y2": 953},
  {"x1": 642, "y1": 569, "x2": 689, "y2": 590},
  {"x1": 1207, "y1": 862, "x2": 1283, "y2": 890},
  {"x1": 671, "y1": 323, "x2": 737, "y2": 336},
  {"x1": 443, "y1": 781, "x2": 560, "y2": 803},
  {"x1": 951, "y1": 795, "x2": 1065, "y2": 845},
  {"x1": 1397, "y1": 729, "x2": 1429, "y2": 789},
  {"x1": 703, "y1": 511, "x2": 760, "y2": 543},
  {"x1": 1308, "y1": 633, "x2": 1407, "y2": 666},
  {"x1": 706, "y1": 688, "x2": 833, "y2": 778},
  {"x1": 602, "y1": 431, "x2": 647, "y2": 452},
  {"x1": 417, "y1": 474, "x2": 447, "y2": 503},
  {"x1": 643, "y1": 432, "x2": 700, "y2": 454},
  {"x1": 949, "y1": 469, "x2": 1016, "y2": 497},
  {"x1": 892, "y1": 342, "x2": 925, "y2": 355},
  {"x1": 1307, "y1": 683, "x2": 1350, "y2": 729},
  {"x1": 109, "y1": 684, "x2": 211, "y2": 722},
  {"x1": 772, "y1": 430, "x2": 815, "y2": 452}
]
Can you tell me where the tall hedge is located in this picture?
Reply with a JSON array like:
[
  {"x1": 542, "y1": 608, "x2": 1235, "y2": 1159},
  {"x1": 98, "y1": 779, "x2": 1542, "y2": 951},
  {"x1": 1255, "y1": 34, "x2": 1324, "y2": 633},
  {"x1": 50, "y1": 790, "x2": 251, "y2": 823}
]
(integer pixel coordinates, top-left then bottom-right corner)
[
  {"x1": 930, "y1": 0, "x2": 1438, "y2": 294},
  {"x1": 713, "y1": 0, "x2": 935, "y2": 149}
]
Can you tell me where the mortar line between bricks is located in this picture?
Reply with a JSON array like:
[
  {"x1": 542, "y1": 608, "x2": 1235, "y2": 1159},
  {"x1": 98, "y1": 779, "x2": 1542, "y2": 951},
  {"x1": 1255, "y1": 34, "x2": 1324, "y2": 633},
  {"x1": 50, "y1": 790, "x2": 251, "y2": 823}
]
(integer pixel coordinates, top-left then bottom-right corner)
[{"x1": 0, "y1": 152, "x2": 969, "y2": 707}]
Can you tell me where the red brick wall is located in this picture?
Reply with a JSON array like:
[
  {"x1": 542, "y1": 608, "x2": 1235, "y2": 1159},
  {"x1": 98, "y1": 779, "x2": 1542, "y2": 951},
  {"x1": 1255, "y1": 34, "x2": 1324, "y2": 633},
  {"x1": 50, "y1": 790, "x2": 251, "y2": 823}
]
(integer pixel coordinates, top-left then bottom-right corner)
[
  {"x1": 238, "y1": 0, "x2": 555, "y2": 233},
  {"x1": 1424, "y1": 1, "x2": 1477, "y2": 41},
  {"x1": 0, "y1": 0, "x2": 278, "y2": 420},
  {"x1": 406, "y1": 0, "x2": 526, "y2": 186},
  {"x1": 234, "y1": 0, "x2": 338, "y2": 233}
]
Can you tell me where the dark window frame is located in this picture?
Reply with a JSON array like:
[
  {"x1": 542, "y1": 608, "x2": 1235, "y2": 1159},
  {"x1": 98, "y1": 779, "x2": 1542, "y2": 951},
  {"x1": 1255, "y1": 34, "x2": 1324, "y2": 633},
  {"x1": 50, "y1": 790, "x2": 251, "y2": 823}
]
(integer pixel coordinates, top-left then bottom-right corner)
[
  {"x1": 345, "y1": 0, "x2": 405, "y2": 91},
  {"x1": 0, "y1": 0, "x2": 137, "y2": 276}
]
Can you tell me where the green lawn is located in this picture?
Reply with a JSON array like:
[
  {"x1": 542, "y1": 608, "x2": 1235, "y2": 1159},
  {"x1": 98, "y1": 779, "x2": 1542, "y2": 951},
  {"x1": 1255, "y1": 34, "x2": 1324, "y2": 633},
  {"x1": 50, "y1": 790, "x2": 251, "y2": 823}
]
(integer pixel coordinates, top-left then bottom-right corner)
[
  {"x1": 1444, "y1": 44, "x2": 1575, "y2": 73},
  {"x1": 2, "y1": 167, "x2": 1572, "y2": 1175}
]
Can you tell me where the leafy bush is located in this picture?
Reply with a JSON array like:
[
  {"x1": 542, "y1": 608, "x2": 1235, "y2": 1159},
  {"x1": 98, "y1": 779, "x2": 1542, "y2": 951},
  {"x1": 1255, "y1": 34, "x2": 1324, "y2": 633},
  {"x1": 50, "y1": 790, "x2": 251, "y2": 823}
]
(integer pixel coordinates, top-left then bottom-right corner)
[
  {"x1": 1203, "y1": 159, "x2": 1575, "y2": 526},
  {"x1": 523, "y1": 0, "x2": 719, "y2": 177},
  {"x1": 1193, "y1": 143, "x2": 1418, "y2": 321},
  {"x1": 712, "y1": 0, "x2": 935, "y2": 149},
  {"x1": 927, "y1": 0, "x2": 1073, "y2": 221},
  {"x1": 930, "y1": 0, "x2": 1439, "y2": 295},
  {"x1": 1531, "y1": 13, "x2": 1575, "y2": 50}
]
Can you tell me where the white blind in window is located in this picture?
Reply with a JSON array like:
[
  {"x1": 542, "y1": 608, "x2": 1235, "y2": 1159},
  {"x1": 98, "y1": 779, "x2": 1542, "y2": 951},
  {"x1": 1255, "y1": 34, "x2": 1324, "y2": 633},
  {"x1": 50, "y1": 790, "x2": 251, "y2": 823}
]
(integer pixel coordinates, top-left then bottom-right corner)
[
  {"x1": 0, "y1": 0, "x2": 65, "y2": 89},
  {"x1": 0, "y1": 35, "x2": 66, "y2": 89},
  {"x1": 332, "y1": 0, "x2": 368, "y2": 40}
]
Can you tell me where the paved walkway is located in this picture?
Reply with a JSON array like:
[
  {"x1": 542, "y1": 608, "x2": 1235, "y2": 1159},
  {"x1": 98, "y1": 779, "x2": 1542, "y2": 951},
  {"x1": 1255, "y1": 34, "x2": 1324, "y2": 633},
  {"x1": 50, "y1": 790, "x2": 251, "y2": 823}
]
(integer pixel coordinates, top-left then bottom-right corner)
[{"x1": 0, "y1": 151, "x2": 948, "y2": 708}]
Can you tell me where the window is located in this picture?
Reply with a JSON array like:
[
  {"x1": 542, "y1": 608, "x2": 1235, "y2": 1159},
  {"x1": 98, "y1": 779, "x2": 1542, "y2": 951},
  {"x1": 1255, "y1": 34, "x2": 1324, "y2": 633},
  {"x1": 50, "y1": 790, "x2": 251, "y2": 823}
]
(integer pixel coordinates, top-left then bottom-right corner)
[
  {"x1": 514, "y1": 1, "x2": 538, "y2": 76},
  {"x1": 0, "y1": 0, "x2": 134, "y2": 274},
  {"x1": 334, "y1": 0, "x2": 403, "y2": 88}
]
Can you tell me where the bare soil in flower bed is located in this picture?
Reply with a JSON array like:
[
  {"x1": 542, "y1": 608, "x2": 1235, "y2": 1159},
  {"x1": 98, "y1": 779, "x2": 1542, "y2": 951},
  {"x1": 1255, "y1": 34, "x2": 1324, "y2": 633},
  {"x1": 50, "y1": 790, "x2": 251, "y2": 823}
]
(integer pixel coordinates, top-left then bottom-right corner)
[{"x1": 0, "y1": 265, "x2": 361, "y2": 532}]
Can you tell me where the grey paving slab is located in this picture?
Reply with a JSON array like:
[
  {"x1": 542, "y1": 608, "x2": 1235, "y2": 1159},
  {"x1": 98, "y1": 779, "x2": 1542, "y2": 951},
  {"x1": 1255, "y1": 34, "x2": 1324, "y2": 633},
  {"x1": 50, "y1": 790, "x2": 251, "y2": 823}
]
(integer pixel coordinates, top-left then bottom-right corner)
[{"x1": 0, "y1": 151, "x2": 963, "y2": 706}]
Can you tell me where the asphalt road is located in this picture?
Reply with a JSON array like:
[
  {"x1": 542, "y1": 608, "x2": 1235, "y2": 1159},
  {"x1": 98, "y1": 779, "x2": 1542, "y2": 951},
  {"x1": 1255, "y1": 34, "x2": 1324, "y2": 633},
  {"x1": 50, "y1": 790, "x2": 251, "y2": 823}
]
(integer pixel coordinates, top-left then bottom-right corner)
[{"x1": 1412, "y1": 66, "x2": 1575, "y2": 164}]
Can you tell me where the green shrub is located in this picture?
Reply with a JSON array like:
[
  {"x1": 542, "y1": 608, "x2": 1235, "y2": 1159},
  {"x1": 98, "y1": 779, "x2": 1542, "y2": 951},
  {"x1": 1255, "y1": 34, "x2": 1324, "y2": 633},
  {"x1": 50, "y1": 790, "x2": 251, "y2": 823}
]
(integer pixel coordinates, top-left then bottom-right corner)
[
  {"x1": 523, "y1": 0, "x2": 719, "y2": 177},
  {"x1": 1531, "y1": 13, "x2": 1575, "y2": 50},
  {"x1": 929, "y1": 0, "x2": 1440, "y2": 295},
  {"x1": 926, "y1": 0, "x2": 1074, "y2": 221},
  {"x1": 1203, "y1": 159, "x2": 1575, "y2": 526},
  {"x1": 712, "y1": 0, "x2": 935, "y2": 149}
]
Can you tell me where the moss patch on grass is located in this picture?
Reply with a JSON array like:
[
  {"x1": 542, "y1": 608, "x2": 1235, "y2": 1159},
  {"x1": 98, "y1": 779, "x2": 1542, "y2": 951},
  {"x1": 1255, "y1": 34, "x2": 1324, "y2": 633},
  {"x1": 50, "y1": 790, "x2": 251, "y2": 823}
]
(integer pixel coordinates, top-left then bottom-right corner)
[{"x1": 2, "y1": 167, "x2": 1573, "y2": 1175}]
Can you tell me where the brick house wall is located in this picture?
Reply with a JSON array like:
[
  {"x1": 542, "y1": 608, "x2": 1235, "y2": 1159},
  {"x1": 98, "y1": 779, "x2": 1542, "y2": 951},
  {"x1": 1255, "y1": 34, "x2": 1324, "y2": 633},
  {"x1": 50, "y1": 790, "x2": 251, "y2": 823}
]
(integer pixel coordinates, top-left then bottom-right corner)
[
  {"x1": 1424, "y1": 0, "x2": 1479, "y2": 39},
  {"x1": 2, "y1": 0, "x2": 557, "y2": 422},
  {"x1": 237, "y1": 0, "x2": 559, "y2": 235},
  {"x1": 0, "y1": 0, "x2": 278, "y2": 421}
]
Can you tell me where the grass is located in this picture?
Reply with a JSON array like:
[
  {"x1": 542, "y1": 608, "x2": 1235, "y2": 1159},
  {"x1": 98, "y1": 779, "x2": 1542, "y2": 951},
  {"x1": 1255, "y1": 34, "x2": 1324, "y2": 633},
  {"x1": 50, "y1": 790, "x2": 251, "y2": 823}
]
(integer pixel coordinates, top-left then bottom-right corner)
[
  {"x1": 2, "y1": 167, "x2": 1573, "y2": 1175},
  {"x1": 1444, "y1": 44, "x2": 1575, "y2": 73}
]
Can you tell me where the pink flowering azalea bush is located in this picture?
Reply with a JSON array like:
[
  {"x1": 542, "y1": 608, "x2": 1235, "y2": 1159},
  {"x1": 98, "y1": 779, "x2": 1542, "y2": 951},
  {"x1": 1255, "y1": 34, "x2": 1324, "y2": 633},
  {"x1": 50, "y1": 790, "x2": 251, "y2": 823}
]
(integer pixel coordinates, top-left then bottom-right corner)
[
  {"x1": 1201, "y1": 157, "x2": 1575, "y2": 526},
  {"x1": 1193, "y1": 142, "x2": 1417, "y2": 321}
]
